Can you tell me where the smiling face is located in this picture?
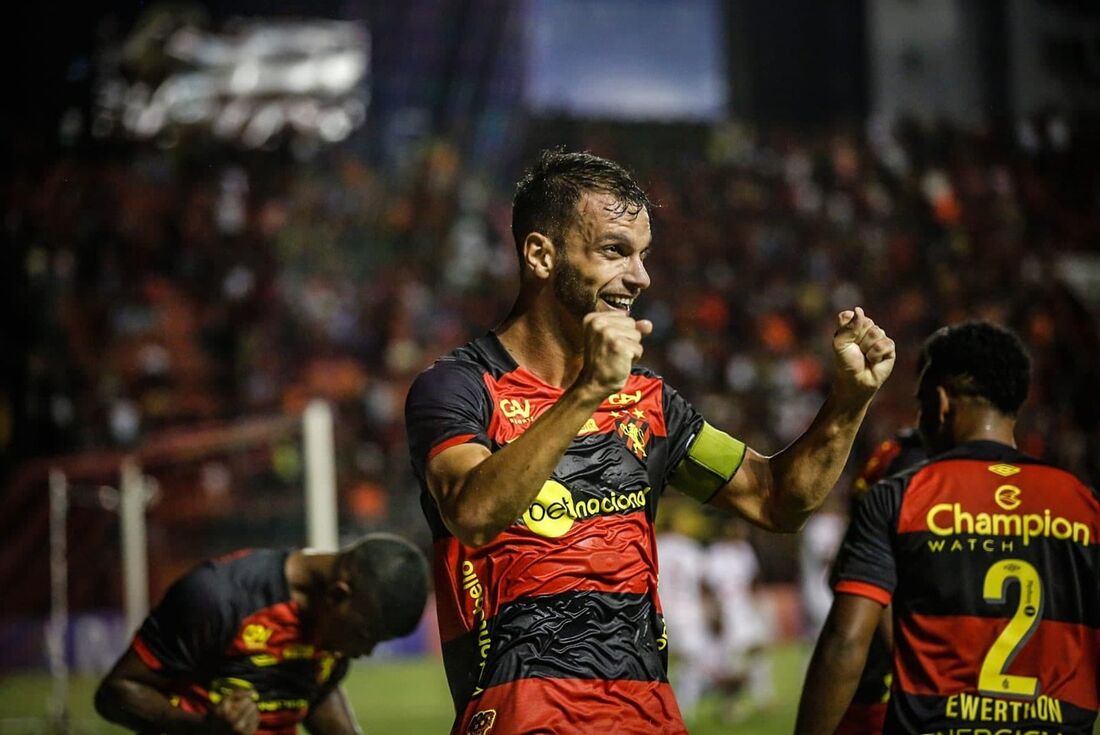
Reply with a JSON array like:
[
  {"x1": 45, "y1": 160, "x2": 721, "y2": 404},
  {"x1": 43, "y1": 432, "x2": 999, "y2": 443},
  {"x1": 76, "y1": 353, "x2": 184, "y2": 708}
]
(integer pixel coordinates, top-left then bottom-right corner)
[{"x1": 549, "y1": 190, "x2": 652, "y2": 320}]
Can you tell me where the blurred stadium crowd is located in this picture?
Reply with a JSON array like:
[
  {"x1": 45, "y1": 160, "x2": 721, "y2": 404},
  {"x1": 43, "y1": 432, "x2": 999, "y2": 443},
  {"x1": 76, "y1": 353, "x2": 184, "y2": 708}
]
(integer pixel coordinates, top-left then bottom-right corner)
[{"x1": 7, "y1": 112, "x2": 1099, "y2": 576}]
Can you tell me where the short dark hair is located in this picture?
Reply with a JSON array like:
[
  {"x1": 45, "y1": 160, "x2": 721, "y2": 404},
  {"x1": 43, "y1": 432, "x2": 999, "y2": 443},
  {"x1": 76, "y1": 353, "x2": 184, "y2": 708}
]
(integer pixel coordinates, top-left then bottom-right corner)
[
  {"x1": 340, "y1": 533, "x2": 429, "y2": 640},
  {"x1": 918, "y1": 321, "x2": 1031, "y2": 416},
  {"x1": 511, "y1": 148, "x2": 654, "y2": 252}
]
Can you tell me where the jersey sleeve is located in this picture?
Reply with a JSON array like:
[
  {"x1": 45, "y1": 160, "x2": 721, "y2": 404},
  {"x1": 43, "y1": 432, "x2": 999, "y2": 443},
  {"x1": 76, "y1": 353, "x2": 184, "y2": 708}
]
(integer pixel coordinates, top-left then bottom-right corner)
[
  {"x1": 661, "y1": 383, "x2": 746, "y2": 503},
  {"x1": 132, "y1": 563, "x2": 234, "y2": 677},
  {"x1": 830, "y1": 479, "x2": 902, "y2": 606},
  {"x1": 405, "y1": 358, "x2": 492, "y2": 479}
]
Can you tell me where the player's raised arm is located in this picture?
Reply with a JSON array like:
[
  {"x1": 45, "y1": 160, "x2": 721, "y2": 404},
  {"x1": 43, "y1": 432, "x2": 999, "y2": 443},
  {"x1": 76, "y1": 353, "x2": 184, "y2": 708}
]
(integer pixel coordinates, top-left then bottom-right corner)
[
  {"x1": 706, "y1": 307, "x2": 895, "y2": 531},
  {"x1": 420, "y1": 311, "x2": 653, "y2": 547}
]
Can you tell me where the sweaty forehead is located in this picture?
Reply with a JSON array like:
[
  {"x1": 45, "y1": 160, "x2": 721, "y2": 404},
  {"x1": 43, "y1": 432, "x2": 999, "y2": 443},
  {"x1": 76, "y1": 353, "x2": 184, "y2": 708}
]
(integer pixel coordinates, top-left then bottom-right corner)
[{"x1": 571, "y1": 191, "x2": 651, "y2": 244}]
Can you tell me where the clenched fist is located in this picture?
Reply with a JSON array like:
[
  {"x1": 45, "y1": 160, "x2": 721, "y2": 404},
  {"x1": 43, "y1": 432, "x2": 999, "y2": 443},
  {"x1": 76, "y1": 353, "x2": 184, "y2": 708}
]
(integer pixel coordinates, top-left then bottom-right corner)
[
  {"x1": 206, "y1": 690, "x2": 260, "y2": 735},
  {"x1": 575, "y1": 312, "x2": 653, "y2": 399},
  {"x1": 832, "y1": 307, "x2": 895, "y2": 400}
]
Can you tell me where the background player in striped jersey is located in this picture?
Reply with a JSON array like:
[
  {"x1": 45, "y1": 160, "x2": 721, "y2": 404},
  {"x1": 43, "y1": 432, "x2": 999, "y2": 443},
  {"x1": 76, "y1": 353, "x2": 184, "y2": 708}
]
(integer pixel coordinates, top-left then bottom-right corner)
[
  {"x1": 94, "y1": 534, "x2": 428, "y2": 735},
  {"x1": 834, "y1": 429, "x2": 926, "y2": 735},
  {"x1": 406, "y1": 148, "x2": 896, "y2": 734},
  {"x1": 795, "y1": 321, "x2": 1100, "y2": 734}
]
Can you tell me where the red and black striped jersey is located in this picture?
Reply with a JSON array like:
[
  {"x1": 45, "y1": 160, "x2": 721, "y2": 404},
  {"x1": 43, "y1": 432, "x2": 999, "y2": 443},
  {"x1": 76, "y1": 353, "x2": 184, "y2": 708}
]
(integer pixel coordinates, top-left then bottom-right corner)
[
  {"x1": 832, "y1": 440, "x2": 1100, "y2": 734},
  {"x1": 405, "y1": 333, "x2": 746, "y2": 735},
  {"x1": 836, "y1": 429, "x2": 925, "y2": 735},
  {"x1": 131, "y1": 549, "x2": 349, "y2": 735}
]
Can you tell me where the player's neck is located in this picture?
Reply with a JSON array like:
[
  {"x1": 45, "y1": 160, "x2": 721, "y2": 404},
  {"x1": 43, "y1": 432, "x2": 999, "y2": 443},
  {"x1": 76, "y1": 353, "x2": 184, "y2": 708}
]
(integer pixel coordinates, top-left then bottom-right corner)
[
  {"x1": 285, "y1": 550, "x2": 339, "y2": 612},
  {"x1": 951, "y1": 408, "x2": 1017, "y2": 448},
  {"x1": 496, "y1": 305, "x2": 585, "y2": 389}
]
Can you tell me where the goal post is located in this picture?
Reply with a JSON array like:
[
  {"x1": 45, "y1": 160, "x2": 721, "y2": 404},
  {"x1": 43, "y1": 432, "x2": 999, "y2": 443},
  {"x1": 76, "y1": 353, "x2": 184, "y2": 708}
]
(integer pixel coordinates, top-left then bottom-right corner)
[
  {"x1": 35, "y1": 401, "x2": 339, "y2": 733},
  {"x1": 303, "y1": 399, "x2": 339, "y2": 552},
  {"x1": 119, "y1": 457, "x2": 149, "y2": 638},
  {"x1": 47, "y1": 469, "x2": 68, "y2": 735}
]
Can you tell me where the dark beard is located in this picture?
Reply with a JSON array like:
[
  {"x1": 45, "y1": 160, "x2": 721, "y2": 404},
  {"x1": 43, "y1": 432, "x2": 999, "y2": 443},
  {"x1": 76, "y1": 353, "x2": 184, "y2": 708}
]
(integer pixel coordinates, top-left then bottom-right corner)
[{"x1": 552, "y1": 253, "x2": 597, "y2": 320}]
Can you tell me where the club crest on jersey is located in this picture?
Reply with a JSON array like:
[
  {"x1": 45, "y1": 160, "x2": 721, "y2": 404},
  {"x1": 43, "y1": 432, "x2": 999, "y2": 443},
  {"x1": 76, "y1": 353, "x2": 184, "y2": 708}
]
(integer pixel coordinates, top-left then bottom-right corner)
[
  {"x1": 614, "y1": 410, "x2": 651, "y2": 458},
  {"x1": 241, "y1": 624, "x2": 273, "y2": 650},
  {"x1": 468, "y1": 709, "x2": 496, "y2": 735}
]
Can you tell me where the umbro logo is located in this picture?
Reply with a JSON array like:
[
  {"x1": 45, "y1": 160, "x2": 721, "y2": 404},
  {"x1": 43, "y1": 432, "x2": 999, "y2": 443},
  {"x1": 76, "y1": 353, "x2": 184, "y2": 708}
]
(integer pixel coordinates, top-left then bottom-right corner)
[{"x1": 988, "y1": 464, "x2": 1021, "y2": 477}]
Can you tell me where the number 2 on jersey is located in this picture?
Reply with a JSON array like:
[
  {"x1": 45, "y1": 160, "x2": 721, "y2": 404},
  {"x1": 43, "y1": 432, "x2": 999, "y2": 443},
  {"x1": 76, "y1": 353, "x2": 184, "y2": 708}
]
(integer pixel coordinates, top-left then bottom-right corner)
[{"x1": 978, "y1": 559, "x2": 1042, "y2": 699}]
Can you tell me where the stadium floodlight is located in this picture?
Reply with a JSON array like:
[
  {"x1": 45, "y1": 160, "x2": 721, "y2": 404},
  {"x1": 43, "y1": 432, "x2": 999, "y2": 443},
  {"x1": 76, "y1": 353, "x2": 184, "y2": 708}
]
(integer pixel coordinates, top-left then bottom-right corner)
[{"x1": 93, "y1": 17, "x2": 370, "y2": 148}]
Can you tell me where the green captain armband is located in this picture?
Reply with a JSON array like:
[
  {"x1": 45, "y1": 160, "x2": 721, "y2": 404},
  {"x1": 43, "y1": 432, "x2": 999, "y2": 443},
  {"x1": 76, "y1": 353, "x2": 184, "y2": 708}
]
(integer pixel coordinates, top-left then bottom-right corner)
[{"x1": 668, "y1": 421, "x2": 747, "y2": 503}]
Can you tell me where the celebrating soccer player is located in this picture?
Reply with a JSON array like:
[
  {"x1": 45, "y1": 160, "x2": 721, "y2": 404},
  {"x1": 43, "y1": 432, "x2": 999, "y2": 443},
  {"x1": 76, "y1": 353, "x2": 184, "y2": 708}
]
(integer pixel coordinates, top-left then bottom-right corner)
[
  {"x1": 405, "y1": 148, "x2": 896, "y2": 734},
  {"x1": 95, "y1": 534, "x2": 428, "y2": 735},
  {"x1": 795, "y1": 321, "x2": 1100, "y2": 734}
]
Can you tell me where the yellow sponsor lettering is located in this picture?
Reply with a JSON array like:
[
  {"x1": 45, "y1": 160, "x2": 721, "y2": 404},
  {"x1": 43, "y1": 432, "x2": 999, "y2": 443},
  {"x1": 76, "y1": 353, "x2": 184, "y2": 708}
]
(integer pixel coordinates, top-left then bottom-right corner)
[
  {"x1": 928, "y1": 504, "x2": 955, "y2": 534},
  {"x1": 461, "y1": 560, "x2": 491, "y2": 695},
  {"x1": 522, "y1": 481, "x2": 575, "y2": 537},
  {"x1": 925, "y1": 504, "x2": 1089, "y2": 546},
  {"x1": 282, "y1": 644, "x2": 314, "y2": 659},
  {"x1": 943, "y1": 693, "x2": 1064, "y2": 726},
  {"x1": 521, "y1": 483, "x2": 651, "y2": 537},
  {"x1": 256, "y1": 698, "x2": 308, "y2": 712},
  {"x1": 317, "y1": 655, "x2": 335, "y2": 683}
]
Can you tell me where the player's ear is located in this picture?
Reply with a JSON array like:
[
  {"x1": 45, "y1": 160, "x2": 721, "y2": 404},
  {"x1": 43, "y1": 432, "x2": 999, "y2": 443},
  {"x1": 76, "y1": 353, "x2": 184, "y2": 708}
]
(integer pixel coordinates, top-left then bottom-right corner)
[
  {"x1": 522, "y1": 232, "x2": 555, "y2": 281},
  {"x1": 326, "y1": 580, "x2": 352, "y2": 606},
  {"x1": 935, "y1": 385, "x2": 951, "y2": 423}
]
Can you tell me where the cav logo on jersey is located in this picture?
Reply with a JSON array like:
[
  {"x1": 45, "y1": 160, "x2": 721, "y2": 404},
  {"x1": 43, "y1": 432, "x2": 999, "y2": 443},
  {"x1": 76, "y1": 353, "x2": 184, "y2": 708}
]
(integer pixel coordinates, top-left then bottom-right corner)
[
  {"x1": 608, "y1": 390, "x2": 642, "y2": 406},
  {"x1": 499, "y1": 399, "x2": 532, "y2": 424},
  {"x1": 995, "y1": 484, "x2": 1022, "y2": 511},
  {"x1": 468, "y1": 709, "x2": 496, "y2": 735},
  {"x1": 241, "y1": 624, "x2": 273, "y2": 650}
]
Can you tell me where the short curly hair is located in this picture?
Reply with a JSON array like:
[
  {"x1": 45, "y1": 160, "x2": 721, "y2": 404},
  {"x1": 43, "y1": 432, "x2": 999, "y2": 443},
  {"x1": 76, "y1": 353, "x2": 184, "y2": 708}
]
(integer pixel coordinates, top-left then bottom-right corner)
[
  {"x1": 511, "y1": 148, "x2": 654, "y2": 253},
  {"x1": 918, "y1": 321, "x2": 1031, "y2": 416},
  {"x1": 340, "y1": 533, "x2": 429, "y2": 640}
]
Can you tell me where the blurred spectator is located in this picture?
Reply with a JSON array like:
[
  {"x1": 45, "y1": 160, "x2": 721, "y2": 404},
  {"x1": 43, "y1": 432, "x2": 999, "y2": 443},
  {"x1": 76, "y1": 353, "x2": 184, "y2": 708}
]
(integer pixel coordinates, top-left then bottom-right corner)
[{"x1": 6, "y1": 109, "x2": 1100, "y2": 578}]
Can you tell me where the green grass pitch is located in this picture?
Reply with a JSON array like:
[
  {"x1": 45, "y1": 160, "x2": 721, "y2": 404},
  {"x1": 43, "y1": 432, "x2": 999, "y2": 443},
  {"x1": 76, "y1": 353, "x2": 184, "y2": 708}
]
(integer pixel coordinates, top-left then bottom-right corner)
[{"x1": 2, "y1": 644, "x2": 1096, "y2": 733}]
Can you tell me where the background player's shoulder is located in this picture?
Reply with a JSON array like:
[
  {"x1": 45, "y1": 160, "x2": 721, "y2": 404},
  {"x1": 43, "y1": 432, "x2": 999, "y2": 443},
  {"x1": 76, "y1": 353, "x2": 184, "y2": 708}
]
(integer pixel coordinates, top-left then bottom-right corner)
[
  {"x1": 629, "y1": 364, "x2": 661, "y2": 380},
  {"x1": 861, "y1": 461, "x2": 925, "y2": 513}
]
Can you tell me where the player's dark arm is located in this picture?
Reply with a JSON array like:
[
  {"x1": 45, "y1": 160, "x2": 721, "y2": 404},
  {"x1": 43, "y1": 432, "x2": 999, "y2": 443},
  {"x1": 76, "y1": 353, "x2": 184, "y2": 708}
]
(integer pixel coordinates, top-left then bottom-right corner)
[
  {"x1": 709, "y1": 308, "x2": 894, "y2": 532},
  {"x1": 426, "y1": 312, "x2": 651, "y2": 547},
  {"x1": 303, "y1": 686, "x2": 362, "y2": 735},
  {"x1": 95, "y1": 647, "x2": 220, "y2": 734},
  {"x1": 794, "y1": 593, "x2": 883, "y2": 735}
]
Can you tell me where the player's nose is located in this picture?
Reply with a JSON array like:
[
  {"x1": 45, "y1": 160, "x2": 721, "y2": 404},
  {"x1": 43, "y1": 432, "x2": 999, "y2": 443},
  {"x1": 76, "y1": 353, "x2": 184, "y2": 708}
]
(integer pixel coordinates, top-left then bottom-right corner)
[{"x1": 623, "y1": 254, "x2": 651, "y2": 292}]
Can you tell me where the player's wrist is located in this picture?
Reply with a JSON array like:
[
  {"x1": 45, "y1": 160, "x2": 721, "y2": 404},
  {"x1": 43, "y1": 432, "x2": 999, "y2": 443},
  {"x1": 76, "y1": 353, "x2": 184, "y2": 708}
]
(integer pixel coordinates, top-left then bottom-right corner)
[
  {"x1": 566, "y1": 377, "x2": 613, "y2": 408},
  {"x1": 825, "y1": 382, "x2": 876, "y2": 416}
]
